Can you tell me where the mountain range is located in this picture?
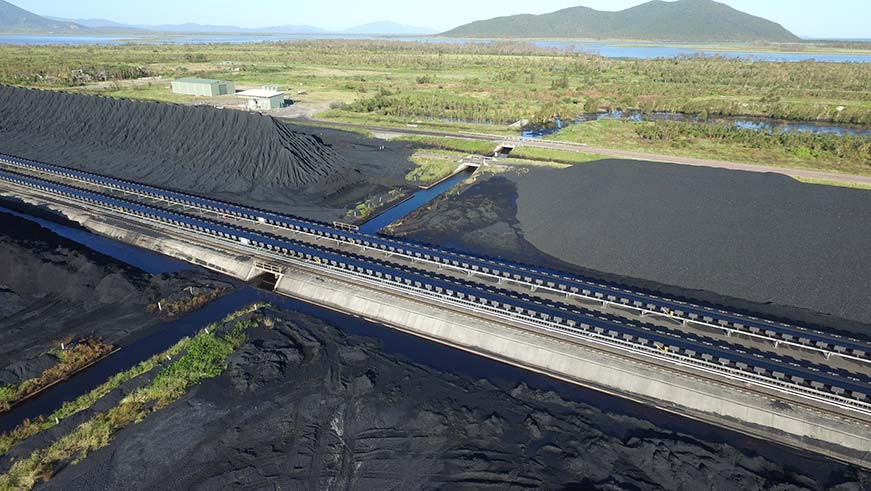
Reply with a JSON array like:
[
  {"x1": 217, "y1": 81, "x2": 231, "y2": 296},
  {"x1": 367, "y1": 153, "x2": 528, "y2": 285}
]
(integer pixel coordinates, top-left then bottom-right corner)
[
  {"x1": 441, "y1": 0, "x2": 800, "y2": 42},
  {"x1": 44, "y1": 18, "x2": 439, "y2": 36},
  {"x1": 0, "y1": 0, "x2": 435, "y2": 35},
  {"x1": 0, "y1": 0, "x2": 86, "y2": 32},
  {"x1": 2, "y1": 0, "x2": 798, "y2": 42}
]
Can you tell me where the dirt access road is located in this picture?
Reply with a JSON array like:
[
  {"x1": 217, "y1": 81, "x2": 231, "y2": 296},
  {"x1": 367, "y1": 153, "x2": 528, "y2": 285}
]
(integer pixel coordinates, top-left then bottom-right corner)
[{"x1": 298, "y1": 118, "x2": 871, "y2": 188}]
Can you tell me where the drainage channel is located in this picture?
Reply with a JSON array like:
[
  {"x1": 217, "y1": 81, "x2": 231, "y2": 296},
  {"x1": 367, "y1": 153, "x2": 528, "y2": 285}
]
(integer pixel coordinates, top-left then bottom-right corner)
[{"x1": 357, "y1": 167, "x2": 475, "y2": 234}]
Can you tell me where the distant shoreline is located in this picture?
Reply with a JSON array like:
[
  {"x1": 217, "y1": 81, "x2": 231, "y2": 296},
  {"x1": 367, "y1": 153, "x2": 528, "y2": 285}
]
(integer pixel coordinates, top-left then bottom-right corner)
[{"x1": 1, "y1": 32, "x2": 869, "y2": 54}]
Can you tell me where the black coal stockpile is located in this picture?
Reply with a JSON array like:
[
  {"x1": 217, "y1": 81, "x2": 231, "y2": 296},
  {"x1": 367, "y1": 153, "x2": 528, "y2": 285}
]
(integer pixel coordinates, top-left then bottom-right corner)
[
  {"x1": 0, "y1": 209, "x2": 235, "y2": 387},
  {"x1": 34, "y1": 307, "x2": 868, "y2": 489},
  {"x1": 0, "y1": 86, "x2": 344, "y2": 193}
]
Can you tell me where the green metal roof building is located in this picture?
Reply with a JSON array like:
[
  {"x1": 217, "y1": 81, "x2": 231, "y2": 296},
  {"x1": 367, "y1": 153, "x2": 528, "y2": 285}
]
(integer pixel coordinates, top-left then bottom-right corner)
[{"x1": 171, "y1": 78, "x2": 235, "y2": 97}]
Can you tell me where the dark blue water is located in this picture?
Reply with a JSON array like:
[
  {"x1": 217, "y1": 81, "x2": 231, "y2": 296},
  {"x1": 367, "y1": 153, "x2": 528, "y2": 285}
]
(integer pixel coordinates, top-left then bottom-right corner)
[
  {"x1": 358, "y1": 169, "x2": 474, "y2": 234},
  {"x1": 0, "y1": 206, "x2": 188, "y2": 274},
  {"x1": 0, "y1": 210, "x2": 857, "y2": 482},
  {"x1": 2, "y1": 33, "x2": 870, "y2": 63},
  {"x1": 522, "y1": 111, "x2": 871, "y2": 138},
  {"x1": 0, "y1": 34, "x2": 130, "y2": 45}
]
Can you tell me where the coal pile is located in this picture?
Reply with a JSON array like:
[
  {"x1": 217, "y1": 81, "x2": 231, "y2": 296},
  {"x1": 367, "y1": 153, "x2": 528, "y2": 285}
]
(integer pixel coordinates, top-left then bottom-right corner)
[
  {"x1": 39, "y1": 306, "x2": 868, "y2": 489},
  {"x1": 0, "y1": 86, "x2": 344, "y2": 193},
  {"x1": 512, "y1": 160, "x2": 871, "y2": 328},
  {"x1": 0, "y1": 210, "x2": 235, "y2": 386},
  {"x1": 390, "y1": 161, "x2": 871, "y2": 336}
]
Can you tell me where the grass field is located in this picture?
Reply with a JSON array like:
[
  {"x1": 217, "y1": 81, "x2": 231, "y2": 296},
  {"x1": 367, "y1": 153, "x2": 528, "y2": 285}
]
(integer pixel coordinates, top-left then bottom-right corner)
[
  {"x1": 551, "y1": 119, "x2": 871, "y2": 175},
  {"x1": 509, "y1": 146, "x2": 612, "y2": 165},
  {"x1": 1, "y1": 40, "x2": 869, "y2": 175},
  {"x1": 5, "y1": 40, "x2": 871, "y2": 125},
  {"x1": 407, "y1": 151, "x2": 465, "y2": 183},
  {"x1": 397, "y1": 136, "x2": 499, "y2": 155}
]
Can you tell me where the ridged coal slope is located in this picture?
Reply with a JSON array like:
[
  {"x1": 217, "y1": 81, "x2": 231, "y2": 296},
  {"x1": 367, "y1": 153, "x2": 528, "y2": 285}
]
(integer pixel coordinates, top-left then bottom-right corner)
[
  {"x1": 0, "y1": 86, "x2": 344, "y2": 193},
  {"x1": 0, "y1": 208, "x2": 235, "y2": 386}
]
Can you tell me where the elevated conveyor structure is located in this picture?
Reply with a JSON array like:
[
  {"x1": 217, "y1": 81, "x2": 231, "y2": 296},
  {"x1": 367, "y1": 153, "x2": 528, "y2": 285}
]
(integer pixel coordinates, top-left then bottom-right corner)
[
  {"x1": 2, "y1": 167, "x2": 870, "y2": 419},
  {"x1": 2, "y1": 153, "x2": 869, "y2": 365}
]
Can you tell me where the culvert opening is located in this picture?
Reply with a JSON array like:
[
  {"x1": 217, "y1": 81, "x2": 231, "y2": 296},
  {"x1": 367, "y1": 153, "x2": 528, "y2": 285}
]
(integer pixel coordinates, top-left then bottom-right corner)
[{"x1": 251, "y1": 272, "x2": 280, "y2": 291}]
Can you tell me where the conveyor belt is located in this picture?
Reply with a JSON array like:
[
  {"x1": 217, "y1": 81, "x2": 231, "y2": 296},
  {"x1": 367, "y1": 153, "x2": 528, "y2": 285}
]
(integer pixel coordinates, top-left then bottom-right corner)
[
  {"x1": 2, "y1": 153, "x2": 867, "y2": 364},
  {"x1": 2, "y1": 168, "x2": 869, "y2": 415}
]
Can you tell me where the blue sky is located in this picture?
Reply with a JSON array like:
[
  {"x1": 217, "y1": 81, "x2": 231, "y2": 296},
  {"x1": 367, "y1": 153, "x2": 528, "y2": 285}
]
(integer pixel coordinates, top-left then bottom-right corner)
[{"x1": 16, "y1": 0, "x2": 871, "y2": 38}]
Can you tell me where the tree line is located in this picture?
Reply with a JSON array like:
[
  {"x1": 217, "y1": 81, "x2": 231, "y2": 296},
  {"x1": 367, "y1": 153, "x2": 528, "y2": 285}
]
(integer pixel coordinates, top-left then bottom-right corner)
[{"x1": 635, "y1": 121, "x2": 871, "y2": 166}]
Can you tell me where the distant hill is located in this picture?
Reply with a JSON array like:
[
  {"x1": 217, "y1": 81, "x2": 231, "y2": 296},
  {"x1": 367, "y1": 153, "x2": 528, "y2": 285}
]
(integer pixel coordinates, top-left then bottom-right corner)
[
  {"x1": 442, "y1": 0, "x2": 800, "y2": 42},
  {"x1": 344, "y1": 21, "x2": 437, "y2": 35},
  {"x1": 263, "y1": 25, "x2": 325, "y2": 34},
  {"x1": 46, "y1": 17, "x2": 326, "y2": 35},
  {"x1": 46, "y1": 16, "x2": 129, "y2": 29},
  {"x1": 0, "y1": 0, "x2": 87, "y2": 33},
  {"x1": 7, "y1": 2, "x2": 430, "y2": 37}
]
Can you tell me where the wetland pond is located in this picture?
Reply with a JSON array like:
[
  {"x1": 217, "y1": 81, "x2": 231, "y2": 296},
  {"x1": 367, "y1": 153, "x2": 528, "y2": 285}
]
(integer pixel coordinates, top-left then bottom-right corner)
[{"x1": 522, "y1": 110, "x2": 871, "y2": 138}]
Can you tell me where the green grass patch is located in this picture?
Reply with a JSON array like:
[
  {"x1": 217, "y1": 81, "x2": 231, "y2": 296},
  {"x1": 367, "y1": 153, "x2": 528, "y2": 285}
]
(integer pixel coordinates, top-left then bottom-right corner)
[
  {"x1": 0, "y1": 304, "x2": 266, "y2": 488},
  {"x1": 0, "y1": 339, "x2": 115, "y2": 413},
  {"x1": 146, "y1": 288, "x2": 228, "y2": 318},
  {"x1": 407, "y1": 154, "x2": 461, "y2": 184},
  {"x1": 508, "y1": 146, "x2": 611, "y2": 165},
  {"x1": 399, "y1": 135, "x2": 497, "y2": 155},
  {"x1": 318, "y1": 111, "x2": 520, "y2": 135},
  {"x1": 493, "y1": 159, "x2": 570, "y2": 170},
  {"x1": 71, "y1": 83, "x2": 196, "y2": 104},
  {"x1": 344, "y1": 188, "x2": 407, "y2": 222},
  {"x1": 552, "y1": 119, "x2": 871, "y2": 176},
  {"x1": 286, "y1": 120, "x2": 375, "y2": 138},
  {"x1": 550, "y1": 119, "x2": 639, "y2": 148}
]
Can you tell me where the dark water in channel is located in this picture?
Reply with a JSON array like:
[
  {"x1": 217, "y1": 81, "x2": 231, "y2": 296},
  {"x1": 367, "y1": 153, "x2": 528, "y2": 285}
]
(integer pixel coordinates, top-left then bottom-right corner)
[
  {"x1": 0, "y1": 205, "x2": 189, "y2": 274},
  {"x1": 358, "y1": 168, "x2": 474, "y2": 234},
  {"x1": 522, "y1": 111, "x2": 871, "y2": 138},
  {"x1": 0, "y1": 207, "x2": 862, "y2": 484},
  {"x1": 0, "y1": 289, "x2": 259, "y2": 434}
]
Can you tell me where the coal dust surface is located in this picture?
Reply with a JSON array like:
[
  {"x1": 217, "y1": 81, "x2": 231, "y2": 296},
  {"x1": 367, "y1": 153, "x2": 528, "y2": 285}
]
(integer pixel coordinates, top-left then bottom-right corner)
[
  {"x1": 389, "y1": 160, "x2": 871, "y2": 335},
  {"x1": 0, "y1": 86, "x2": 416, "y2": 221},
  {"x1": 37, "y1": 305, "x2": 869, "y2": 490},
  {"x1": 0, "y1": 209, "x2": 235, "y2": 386}
]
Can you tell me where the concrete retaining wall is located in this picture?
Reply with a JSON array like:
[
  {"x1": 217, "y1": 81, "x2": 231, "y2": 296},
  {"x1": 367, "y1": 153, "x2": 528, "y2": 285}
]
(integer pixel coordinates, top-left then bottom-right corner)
[
  {"x1": 276, "y1": 270, "x2": 871, "y2": 468},
  {"x1": 7, "y1": 189, "x2": 870, "y2": 468},
  {"x1": 80, "y1": 216, "x2": 255, "y2": 279}
]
